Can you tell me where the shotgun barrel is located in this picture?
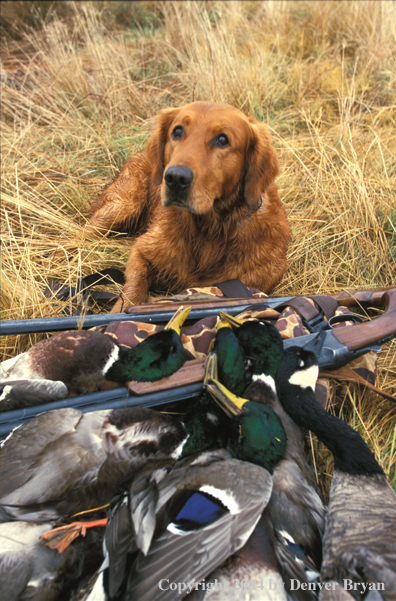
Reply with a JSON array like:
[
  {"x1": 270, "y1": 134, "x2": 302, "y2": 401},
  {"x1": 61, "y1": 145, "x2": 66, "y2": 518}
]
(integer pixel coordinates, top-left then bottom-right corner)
[
  {"x1": 1, "y1": 288, "x2": 395, "y2": 439},
  {"x1": 0, "y1": 287, "x2": 393, "y2": 336}
]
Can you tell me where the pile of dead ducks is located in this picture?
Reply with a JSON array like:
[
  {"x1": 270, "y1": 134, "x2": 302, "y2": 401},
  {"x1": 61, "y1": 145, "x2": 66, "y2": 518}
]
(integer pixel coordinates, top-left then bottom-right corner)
[{"x1": 0, "y1": 309, "x2": 395, "y2": 601}]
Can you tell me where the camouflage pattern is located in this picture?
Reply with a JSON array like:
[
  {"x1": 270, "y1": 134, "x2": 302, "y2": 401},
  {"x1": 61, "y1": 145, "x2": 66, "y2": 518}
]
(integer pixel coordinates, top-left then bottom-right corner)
[
  {"x1": 90, "y1": 286, "x2": 377, "y2": 409},
  {"x1": 346, "y1": 350, "x2": 377, "y2": 386},
  {"x1": 181, "y1": 316, "x2": 219, "y2": 360},
  {"x1": 159, "y1": 286, "x2": 268, "y2": 300},
  {"x1": 92, "y1": 320, "x2": 161, "y2": 351},
  {"x1": 1, "y1": 286, "x2": 378, "y2": 409},
  {"x1": 314, "y1": 378, "x2": 332, "y2": 409},
  {"x1": 275, "y1": 306, "x2": 310, "y2": 338}
]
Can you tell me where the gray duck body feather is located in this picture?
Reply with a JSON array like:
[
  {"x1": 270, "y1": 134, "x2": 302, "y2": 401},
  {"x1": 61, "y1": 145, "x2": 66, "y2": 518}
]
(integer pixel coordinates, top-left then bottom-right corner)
[
  {"x1": 244, "y1": 374, "x2": 325, "y2": 598},
  {"x1": 92, "y1": 450, "x2": 274, "y2": 601},
  {"x1": 320, "y1": 471, "x2": 396, "y2": 600},
  {"x1": 0, "y1": 406, "x2": 187, "y2": 522}
]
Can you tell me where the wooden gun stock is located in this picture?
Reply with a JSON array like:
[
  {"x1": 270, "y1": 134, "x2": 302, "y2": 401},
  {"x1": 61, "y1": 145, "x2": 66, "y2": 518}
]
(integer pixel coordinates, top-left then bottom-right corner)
[
  {"x1": 332, "y1": 289, "x2": 396, "y2": 351},
  {"x1": 331, "y1": 286, "x2": 395, "y2": 308}
]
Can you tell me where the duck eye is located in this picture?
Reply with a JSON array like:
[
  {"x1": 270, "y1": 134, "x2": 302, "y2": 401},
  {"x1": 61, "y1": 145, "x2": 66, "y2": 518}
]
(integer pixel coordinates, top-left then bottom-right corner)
[
  {"x1": 172, "y1": 126, "x2": 184, "y2": 140},
  {"x1": 215, "y1": 133, "x2": 229, "y2": 147},
  {"x1": 298, "y1": 359, "x2": 305, "y2": 367}
]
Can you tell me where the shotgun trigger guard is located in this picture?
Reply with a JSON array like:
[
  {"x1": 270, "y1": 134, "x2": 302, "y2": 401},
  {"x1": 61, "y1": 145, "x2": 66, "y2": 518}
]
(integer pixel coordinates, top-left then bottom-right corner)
[{"x1": 328, "y1": 314, "x2": 364, "y2": 327}]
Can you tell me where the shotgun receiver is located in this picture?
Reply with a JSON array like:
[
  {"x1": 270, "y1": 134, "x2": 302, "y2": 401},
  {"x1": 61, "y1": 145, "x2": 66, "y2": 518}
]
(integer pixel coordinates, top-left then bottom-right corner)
[
  {"x1": 0, "y1": 289, "x2": 394, "y2": 439},
  {"x1": 269, "y1": 288, "x2": 396, "y2": 369}
]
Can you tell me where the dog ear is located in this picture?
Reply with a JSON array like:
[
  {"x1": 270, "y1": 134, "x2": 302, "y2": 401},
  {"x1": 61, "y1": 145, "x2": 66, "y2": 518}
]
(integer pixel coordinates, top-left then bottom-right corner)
[
  {"x1": 244, "y1": 120, "x2": 280, "y2": 210},
  {"x1": 145, "y1": 108, "x2": 180, "y2": 186}
]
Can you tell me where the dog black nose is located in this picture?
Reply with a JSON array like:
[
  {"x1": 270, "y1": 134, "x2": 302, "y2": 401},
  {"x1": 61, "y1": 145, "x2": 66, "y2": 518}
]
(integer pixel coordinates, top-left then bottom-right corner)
[{"x1": 164, "y1": 166, "x2": 193, "y2": 192}]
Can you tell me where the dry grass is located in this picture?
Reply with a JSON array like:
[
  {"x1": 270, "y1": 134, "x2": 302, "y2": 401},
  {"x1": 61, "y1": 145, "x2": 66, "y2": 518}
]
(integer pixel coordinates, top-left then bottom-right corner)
[{"x1": 1, "y1": 1, "x2": 395, "y2": 487}]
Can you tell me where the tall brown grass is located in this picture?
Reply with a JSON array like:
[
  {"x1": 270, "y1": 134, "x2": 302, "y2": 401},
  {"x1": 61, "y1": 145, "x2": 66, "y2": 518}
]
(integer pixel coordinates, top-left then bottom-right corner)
[{"x1": 1, "y1": 1, "x2": 395, "y2": 488}]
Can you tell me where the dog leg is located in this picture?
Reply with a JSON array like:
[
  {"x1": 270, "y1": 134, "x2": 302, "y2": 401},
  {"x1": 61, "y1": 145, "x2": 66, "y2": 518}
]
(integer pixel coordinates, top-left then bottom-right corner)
[
  {"x1": 88, "y1": 152, "x2": 155, "y2": 236},
  {"x1": 51, "y1": 152, "x2": 156, "y2": 261},
  {"x1": 111, "y1": 244, "x2": 152, "y2": 312}
]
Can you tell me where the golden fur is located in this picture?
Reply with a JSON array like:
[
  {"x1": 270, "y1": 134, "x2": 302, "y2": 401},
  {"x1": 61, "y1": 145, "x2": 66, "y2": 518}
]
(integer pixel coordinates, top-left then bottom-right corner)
[{"x1": 87, "y1": 101, "x2": 291, "y2": 312}]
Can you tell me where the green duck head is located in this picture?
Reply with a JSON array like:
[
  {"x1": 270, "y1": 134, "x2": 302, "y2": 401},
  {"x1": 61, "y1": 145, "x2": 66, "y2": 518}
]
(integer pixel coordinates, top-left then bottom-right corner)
[
  {"x1": 106, "y1": 306, "x2": 191, "y2": 383},
  {"x1": 212, "y1": 319, "x2": 246, "y2": 396},
  {"x1": 219, "y1": 312, "x2": 284, "y2": 379},
  {"x1": 205, "y1": 353, "x2": 287, "y2": 473}
]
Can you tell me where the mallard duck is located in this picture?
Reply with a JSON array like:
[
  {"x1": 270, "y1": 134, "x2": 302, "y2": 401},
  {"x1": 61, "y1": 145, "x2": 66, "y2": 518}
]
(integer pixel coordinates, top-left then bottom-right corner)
[
  {"x1": 275, "y1": 338, "x2": 396, "y2": 598},
  {"x1": 218, "y1": 312, "x2": 284, "y2": 382},
  {"x1": 219, "y1": 312, "x2": 326, "y2": 599},
  {"x1": 213, "y1": 319, "x2": 246, "y2": 395},
  {"x1": 0, "y1": 306, "x2": 191, "y2": 410},
  {"x1": 87, "y1": 354, "x2": 288, "y2": 601},
  {"x1": 184, "y1": 510, "x2": 291, "y2": 601},
  {"x1": 179, "y1": 359, "x2": 290, "y2": 601},
  {"x1": 181, "y1": 316, "x2": 282, "y2": 459},
  {"x1": 180, "y1": 319, "x2": 246, "y2": 457},
  {"x1": 0, "y1": 406, "x2": 188, "y2": 524}
]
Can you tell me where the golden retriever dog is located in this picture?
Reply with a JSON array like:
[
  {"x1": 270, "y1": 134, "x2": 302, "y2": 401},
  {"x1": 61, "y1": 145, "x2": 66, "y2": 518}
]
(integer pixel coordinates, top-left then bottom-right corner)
[{"x1": 87, "y1": 101, "x2": 291, "y2": 312}]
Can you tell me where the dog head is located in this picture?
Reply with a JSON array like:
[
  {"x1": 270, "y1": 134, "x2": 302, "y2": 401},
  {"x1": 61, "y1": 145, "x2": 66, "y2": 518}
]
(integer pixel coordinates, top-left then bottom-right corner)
[{"x1": 145, "y1": 101, "x2": 279, "y2": 215}]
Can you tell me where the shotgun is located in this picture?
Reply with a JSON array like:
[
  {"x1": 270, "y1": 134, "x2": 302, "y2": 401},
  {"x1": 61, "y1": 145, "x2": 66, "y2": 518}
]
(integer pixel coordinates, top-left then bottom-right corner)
[
  {"x1": 0, "y1": 287, "x2": 393, "y2": 336},
  {"x1": 0, "y1": 289, "x2": 395, "y2": 439}
]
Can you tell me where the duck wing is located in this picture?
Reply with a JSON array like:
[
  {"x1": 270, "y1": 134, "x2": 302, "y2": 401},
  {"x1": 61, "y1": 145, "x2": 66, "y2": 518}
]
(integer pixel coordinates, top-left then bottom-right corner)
[
  {"x1": 0, "y1": 521, "x2": 64, "y2": 601},
  {"x1": 0, "y1": 408, "x2": 108, "y2": 521},
  {"x1": 185, "y1": 510, "x2": 289, "y2": 601},
  {"x1": 104, "y1": 450, "x2": 273, "y2": 601},
  {"x1": 269, "y1": 459, "x2": 325, "y2": 565},
  {"x1": 0, "y1": 408, "x2": 83, "y2": 497},
  {"x1": 1, "y1": 406, "x2": 188, "y2": 523},
  {"x1": 0, "y1": 378, "x2": 68, "y2": 410}
]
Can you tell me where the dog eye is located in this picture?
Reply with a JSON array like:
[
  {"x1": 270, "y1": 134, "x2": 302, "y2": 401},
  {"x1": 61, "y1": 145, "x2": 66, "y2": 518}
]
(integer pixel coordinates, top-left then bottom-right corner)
[
  {"x1": 215, "y1": 134, "x2": 229, "y2": 147},
  {"x1": 172, "y1": 126, "x2": 184, "y2": 140}
]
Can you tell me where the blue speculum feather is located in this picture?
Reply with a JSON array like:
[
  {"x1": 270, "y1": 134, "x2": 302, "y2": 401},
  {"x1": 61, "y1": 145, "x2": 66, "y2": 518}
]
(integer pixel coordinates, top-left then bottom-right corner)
[{"x1": 173, "y1": 491, "x2": 228, "y2": 530}]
